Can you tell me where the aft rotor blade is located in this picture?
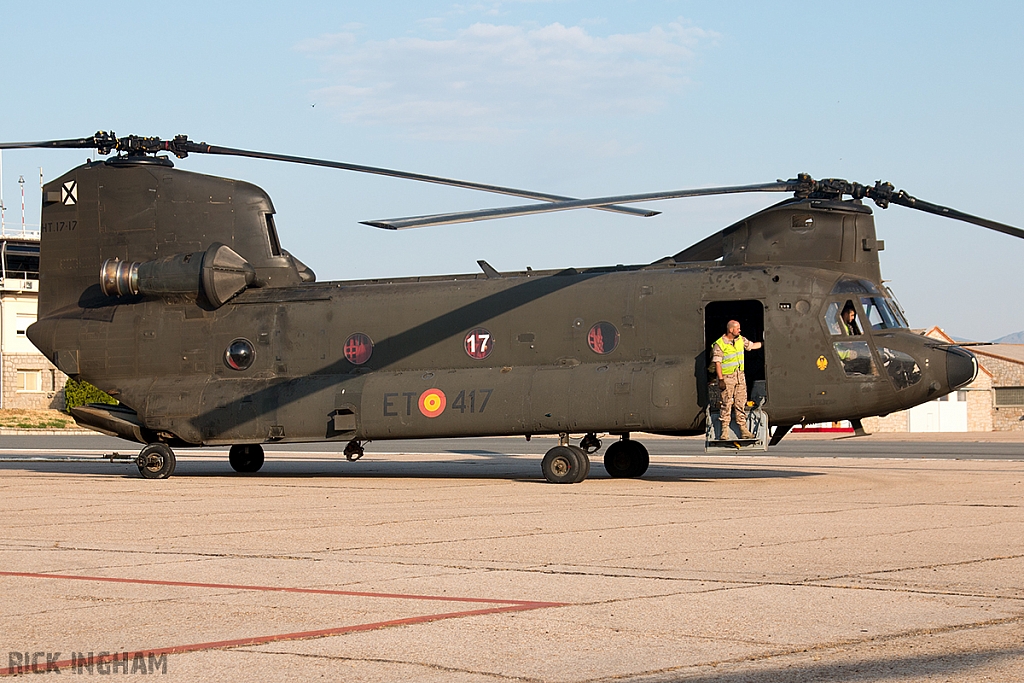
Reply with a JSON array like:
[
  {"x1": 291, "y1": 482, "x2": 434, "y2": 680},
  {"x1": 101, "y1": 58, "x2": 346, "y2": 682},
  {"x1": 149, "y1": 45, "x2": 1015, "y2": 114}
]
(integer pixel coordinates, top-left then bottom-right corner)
[
  {"x1": 887, "y1": 191, "x2": 1024, "y2": 240},
  {"x1": 363, "y1": 180, "x2": 797, "y2": 230},
  {"x1": 197, "y1": 144, "x2": 655, "y2": 218},
  {"x1": 0, "y1": 133, "x2": 654, "y2": 219},
  {"x1": 0, "y1": 137, "x2": 102, "y2": 150}
]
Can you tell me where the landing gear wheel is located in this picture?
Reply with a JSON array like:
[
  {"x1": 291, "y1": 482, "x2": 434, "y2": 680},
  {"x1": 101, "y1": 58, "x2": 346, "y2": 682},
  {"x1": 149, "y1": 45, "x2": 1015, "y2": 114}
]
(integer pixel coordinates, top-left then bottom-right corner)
[
  {"x1": 542, "y1": 445, "x2": 584, "y2": 484},
  {"x1": 579, "y1": 432, "x2": 602, "y2": 454},
  {"x1": 626, "y1": 441, "x2": 649, "y2": 477},
  {"x1": 344, "y1": 440, "x2": 366, "y2": 461},
  {"x1": 229, "y1": 444, "x2": 265, "y2": 473},
  {"x1": 603, "y1": 439, "x2": 649, "y2": 478},
  {"x1": 137, "y1": 443, "x2": 176, "y2": 479},
  {"x1": 569, "y1": 445, "x2": 590, "y2": 482}
]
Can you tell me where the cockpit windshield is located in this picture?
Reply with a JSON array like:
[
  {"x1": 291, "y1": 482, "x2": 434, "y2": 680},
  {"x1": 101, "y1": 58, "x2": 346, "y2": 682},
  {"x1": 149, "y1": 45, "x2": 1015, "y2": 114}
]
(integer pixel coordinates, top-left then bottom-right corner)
[
  {"x1": 831, "y1": 279, "x2": 908, "y2": 330},
  {"x1": 860, "y1": 297, "x2": 906, "y2": 330},
  {"x1": 830, "y1": 278, "x2": 881, "y2": 295},
  {"x1": 883, "y1": 287, "x2": 910, "y2": 328}
]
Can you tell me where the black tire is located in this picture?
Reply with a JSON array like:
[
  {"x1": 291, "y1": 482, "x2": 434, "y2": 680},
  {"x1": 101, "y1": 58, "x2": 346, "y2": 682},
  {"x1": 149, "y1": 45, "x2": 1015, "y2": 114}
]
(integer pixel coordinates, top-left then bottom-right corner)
[
  {"x1": 626, "y1": 441, "x2": 650, "y2": 478},
  {"x1": 569, "y1": 445, "x2": 590, "y2": 483},
  {"x1": 603, "y1": 439, "x2": 649, "y2": 478},
  {"x1": 229, "y1": 444, "x2": 265, "y2": 473},
  {"x1": 137, "y1": 443, "x2": 176, "y2": 479},
  {"x1": 542, "y1": 446, "x2": 582, "y2": 484},
  {"x1": 603, "y1": 440, "x2": 632, "y2": 478}
]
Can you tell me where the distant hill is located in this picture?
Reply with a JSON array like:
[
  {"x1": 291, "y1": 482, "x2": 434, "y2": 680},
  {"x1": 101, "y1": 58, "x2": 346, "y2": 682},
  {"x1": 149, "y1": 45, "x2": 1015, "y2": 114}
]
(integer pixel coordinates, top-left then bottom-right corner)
[{"x1": 993, "y1": 330, "x2": 1024, "y2": 344}]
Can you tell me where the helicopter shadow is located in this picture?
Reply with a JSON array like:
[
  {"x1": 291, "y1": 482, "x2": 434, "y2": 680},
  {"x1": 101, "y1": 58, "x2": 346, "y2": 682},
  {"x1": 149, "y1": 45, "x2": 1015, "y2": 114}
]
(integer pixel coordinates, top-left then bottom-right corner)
[{"x1": 0, "y1": 458, "x2": 818, "y2": 483}]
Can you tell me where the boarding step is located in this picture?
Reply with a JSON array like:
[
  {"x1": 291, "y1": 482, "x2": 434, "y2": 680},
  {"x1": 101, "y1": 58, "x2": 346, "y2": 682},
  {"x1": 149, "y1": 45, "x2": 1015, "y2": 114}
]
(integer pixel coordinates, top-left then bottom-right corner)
[{"x1": 705, "y1": 405, "x2": 770, "y2": 451}]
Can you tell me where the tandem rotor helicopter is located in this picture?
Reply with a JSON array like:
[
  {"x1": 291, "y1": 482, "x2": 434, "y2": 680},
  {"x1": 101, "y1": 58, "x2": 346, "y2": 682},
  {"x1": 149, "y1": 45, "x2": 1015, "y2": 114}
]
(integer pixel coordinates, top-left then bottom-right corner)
[{"x1": 2, "y1": 132, "x2": 1020, "y2": 481}]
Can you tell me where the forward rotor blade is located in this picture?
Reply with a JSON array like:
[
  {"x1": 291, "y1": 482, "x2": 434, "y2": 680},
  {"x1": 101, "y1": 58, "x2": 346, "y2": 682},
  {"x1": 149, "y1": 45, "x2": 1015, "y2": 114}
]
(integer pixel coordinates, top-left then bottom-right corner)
[
  {"x1": 886, "y1": 191, "x2": 1024, "y2": 240},
  {"x1": 363, "y1": 181, "x2": 797, "y2": 230}
]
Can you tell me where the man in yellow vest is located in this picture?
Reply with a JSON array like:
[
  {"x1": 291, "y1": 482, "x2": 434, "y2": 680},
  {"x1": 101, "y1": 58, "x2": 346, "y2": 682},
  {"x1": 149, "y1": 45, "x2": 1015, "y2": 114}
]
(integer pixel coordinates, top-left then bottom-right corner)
[{"x1": 712, "y1": 320, "x2": 763, "y2": 439}]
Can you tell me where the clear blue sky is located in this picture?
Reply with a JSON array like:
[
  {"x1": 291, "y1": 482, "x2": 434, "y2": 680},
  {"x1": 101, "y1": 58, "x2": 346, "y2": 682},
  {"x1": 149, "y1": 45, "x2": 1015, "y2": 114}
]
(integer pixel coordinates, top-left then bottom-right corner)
[{"x1": 1, "y1": 1, "x2": 1021, "y2": 340}]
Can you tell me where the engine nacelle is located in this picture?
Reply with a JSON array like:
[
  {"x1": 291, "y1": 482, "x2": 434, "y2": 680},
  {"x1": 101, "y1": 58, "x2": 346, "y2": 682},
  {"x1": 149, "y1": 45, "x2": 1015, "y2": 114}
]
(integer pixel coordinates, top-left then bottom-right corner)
[{"x1": 100, "y1": 242, "x2": 256, "y2": 308}]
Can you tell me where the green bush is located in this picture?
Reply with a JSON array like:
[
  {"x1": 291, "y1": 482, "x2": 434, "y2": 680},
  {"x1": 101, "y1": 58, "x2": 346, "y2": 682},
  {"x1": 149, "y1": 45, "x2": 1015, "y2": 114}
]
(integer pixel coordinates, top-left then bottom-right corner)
[{"x1": 63, "y1": 378, "x2": 118, "y2": 412}]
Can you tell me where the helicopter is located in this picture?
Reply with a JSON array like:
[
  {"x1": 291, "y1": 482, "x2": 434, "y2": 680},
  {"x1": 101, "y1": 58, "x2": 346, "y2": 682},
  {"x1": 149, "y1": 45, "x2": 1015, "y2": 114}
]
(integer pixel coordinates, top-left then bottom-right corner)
[{"x1": 2, "y1": 132, "x2": 1019, "y2": 482}]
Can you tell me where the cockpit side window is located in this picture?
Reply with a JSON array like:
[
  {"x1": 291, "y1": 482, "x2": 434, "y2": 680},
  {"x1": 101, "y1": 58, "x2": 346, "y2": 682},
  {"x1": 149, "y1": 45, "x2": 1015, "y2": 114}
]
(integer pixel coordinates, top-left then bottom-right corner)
[
  {"x1": 833, "y1": 340, "x2": 876, "y2": 376},
  {"x1": 825, "y1": 299, "x2": 863, "y2": 336},
  {"x1": 860, "y1": 297, "x2": 904, "y2": 330},
  {"x1": 879, "y1": 348, "x2": 922, "y2": 389}
]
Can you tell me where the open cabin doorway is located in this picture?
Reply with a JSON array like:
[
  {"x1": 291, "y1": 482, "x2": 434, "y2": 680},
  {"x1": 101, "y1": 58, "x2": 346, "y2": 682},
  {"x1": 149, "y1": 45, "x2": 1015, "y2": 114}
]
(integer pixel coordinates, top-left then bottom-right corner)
[{"x1": 703, "y1": 300, "x2": 766, "y2": 403}]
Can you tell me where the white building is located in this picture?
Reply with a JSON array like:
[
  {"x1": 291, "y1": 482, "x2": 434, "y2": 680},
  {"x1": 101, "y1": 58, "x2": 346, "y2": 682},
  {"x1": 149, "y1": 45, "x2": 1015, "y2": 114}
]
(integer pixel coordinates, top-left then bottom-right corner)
[{"x1": 0, "y1": 235, "x2": 66, "y2": 409}]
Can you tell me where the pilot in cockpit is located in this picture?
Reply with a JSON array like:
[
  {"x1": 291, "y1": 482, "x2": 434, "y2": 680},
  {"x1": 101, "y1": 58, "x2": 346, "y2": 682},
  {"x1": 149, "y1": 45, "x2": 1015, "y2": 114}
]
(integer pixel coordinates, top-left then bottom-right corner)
[{"x1": 840, "y1": 301, "x2": 861, "y2": 336}]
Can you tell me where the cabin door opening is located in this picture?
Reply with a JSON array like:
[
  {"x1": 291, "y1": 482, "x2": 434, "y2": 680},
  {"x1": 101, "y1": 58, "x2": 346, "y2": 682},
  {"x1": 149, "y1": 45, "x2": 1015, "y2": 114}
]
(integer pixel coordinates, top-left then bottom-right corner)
[{"x1": 703, "y1": 300, "x2": 766, "y2": 401}]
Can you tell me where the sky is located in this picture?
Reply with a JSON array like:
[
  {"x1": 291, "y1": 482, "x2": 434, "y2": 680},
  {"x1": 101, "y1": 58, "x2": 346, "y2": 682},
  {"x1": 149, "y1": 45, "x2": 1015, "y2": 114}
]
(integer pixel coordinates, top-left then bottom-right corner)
[{"x1": 0, "y1": 1, "x2": 1021, "y2": 340}]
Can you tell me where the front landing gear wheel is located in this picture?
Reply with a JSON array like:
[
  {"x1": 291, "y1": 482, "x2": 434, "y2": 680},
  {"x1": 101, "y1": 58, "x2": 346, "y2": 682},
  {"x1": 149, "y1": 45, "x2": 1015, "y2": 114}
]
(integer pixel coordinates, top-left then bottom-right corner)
[
  {"x1": 137, "y1": 443, "x2": 176, "y2": 479},
  {"x1": 229, "y1": 444, "x2": 265, "y2": 473},
  {"x1": 603, "y1": 439, "x2": 649, "y2": 478},
  {"x1": 542, "y1": 445, "x2": 584, "y2": 484},
  {"x1": 569, "y1": 445, "x2": 590, "y2": 482}
]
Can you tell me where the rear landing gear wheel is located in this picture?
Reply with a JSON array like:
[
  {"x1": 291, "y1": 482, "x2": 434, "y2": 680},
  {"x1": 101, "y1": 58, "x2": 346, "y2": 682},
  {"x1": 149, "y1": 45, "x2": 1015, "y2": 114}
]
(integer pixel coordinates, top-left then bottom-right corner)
[
  {"x1": 542, "y1": 445, "x2": 584, "y2": 484},
  {"x1": 137, "y1": 443, "x2": 176, "y2": 479},
  {"x1": 603, "y1": 439, "x2": 649, "y2": 478},
  {"x1": 229, "y1": 444, "x2": 265, "y2": 473}
]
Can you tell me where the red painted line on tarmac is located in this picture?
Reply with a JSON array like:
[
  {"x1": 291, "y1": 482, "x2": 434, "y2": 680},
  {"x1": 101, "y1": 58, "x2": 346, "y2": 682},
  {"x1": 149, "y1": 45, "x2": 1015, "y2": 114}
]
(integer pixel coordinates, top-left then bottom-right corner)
[{"x1": 0, "y1": 571, "x2": 565, "y2": 676}]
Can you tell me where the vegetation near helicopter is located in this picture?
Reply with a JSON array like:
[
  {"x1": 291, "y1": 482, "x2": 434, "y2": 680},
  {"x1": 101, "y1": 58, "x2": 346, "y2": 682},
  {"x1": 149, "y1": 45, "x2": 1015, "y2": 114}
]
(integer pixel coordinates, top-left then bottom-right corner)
[{"x1": 3, "y1": 132, "x2": 1019, "y2": 482}]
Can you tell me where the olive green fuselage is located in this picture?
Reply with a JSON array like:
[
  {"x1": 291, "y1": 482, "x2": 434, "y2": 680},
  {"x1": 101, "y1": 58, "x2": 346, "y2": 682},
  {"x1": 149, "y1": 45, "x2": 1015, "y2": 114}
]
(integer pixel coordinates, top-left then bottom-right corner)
[{"x1": 27, "y1": 160, "x2": 972, "y2": 447}]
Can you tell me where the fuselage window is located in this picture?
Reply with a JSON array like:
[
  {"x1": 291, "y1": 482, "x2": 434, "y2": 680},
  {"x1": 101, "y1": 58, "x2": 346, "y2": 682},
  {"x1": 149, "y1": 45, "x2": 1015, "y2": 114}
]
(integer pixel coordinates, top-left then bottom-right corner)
[
  {"x1": 587, "y1": 322, "x2": 619, "y2": 355},
  {"x1": 464, "y1": 328, "x2": 493, "y2": 360},
  {"x1": 344, "y1": 333, "x2": 373, "y2": 365},
  {"x1": 265, "y1": 213, "x2": 283, "y2": 257},
  {"x1": 224, "y1": 338, "x2": 256, "y2": 371}
]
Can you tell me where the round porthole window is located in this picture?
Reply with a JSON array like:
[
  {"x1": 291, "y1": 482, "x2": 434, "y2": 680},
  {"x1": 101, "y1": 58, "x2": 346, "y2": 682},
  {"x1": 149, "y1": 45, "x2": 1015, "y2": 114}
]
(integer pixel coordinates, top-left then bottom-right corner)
[
  {"x1": 587, "y1": 321, "x2": 619, "y2": 355},
  {"x1": 224, "y1": 338, "x2": 255, "y2": 371},
  {"x1": 464, "y1": 328, "x2": 493, "y2": 360},
  {"x1": 344, "y1": 332, "x2": 373, "y2": 365}
]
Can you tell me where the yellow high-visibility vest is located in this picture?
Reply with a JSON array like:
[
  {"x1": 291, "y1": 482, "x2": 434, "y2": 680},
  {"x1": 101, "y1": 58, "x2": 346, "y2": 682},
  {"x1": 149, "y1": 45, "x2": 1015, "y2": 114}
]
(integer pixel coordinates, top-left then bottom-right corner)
[{"x1": 715, "y1": 335, "x2": 745, "y2": 375}]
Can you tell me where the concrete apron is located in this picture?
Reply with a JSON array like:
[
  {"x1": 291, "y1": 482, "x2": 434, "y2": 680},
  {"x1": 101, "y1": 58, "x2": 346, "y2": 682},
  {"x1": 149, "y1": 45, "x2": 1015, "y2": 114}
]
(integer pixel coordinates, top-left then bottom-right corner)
[{"x1": 1, "y1": 450, "x2": 1023, "y2": 681}]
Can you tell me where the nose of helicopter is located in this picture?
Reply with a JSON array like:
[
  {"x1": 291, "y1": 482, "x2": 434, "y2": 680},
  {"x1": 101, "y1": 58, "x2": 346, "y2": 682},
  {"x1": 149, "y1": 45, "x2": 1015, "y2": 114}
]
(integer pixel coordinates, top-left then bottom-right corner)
[{"x1": 946, "y1": 346, "x2": 978, "y2": 390}]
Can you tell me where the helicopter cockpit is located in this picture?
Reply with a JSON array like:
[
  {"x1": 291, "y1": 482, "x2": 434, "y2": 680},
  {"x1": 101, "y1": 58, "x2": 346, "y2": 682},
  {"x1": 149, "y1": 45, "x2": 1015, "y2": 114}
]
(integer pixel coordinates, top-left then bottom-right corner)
[{"x1": 822, "y1": 278, "x2": 926, "y2": 392}]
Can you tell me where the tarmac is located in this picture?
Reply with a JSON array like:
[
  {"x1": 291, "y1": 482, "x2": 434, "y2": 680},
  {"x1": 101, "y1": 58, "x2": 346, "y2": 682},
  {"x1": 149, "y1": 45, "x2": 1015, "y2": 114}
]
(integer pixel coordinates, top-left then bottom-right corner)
[{"x1": 1, "y1": 432, "x2": 1023, "y2": 681}]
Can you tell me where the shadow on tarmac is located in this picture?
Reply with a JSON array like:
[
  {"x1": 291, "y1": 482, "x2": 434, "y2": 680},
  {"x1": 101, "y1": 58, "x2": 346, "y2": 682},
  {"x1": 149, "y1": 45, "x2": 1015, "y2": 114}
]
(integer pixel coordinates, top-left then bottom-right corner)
[
  {"x1": 0, "y1": 458, "x2": 818, "y2": 482},
  {"x1": 648, "y1": 644, "x2": 1024, "y2": 683}
]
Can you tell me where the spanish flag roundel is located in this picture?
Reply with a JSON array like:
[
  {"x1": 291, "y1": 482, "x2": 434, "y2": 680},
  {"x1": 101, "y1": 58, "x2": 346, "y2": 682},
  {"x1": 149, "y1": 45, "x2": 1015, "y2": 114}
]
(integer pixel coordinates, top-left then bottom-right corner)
[{"x1": 418, "y1": 388, "x2": 446, "y2": 418}]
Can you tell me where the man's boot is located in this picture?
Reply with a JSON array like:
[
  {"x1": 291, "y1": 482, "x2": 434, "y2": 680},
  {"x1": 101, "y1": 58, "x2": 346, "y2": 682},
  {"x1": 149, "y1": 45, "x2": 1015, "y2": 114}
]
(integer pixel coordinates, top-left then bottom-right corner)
[{"x1": 738, "y1": 424, "x2": 756, "y2": 440}]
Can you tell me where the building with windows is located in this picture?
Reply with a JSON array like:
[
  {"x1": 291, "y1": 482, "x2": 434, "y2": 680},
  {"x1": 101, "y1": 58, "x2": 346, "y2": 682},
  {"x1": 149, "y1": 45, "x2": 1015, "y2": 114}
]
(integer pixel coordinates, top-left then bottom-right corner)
[
  {"x1": 0, "y1": 235, "x2": 66, "y2": 409},
  {"x1": 971, "y1": 343, "x2": 1024, "y2": 430}
]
